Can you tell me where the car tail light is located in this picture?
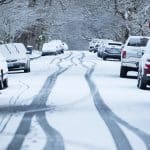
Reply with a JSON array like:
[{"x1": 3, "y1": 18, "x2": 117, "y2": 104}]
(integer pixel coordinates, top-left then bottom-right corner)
[
  {"x1": 144, "y1": 59, "x2": 150, "y2": 70},
  {"x1": 145, "y1": 64, "x2": 150, "y2": 69},
  {"x1": 122, "y1": 50, "x2": 126, "y2": 58}
]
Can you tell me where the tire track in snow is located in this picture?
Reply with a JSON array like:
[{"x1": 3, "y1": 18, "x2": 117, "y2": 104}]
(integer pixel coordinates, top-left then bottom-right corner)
[
  {"x1": 0, "y1": 81, "x2": 30, "y2": 134},
  {"x1": 70, "y1": 52, "x2": 84, "y2": 66},
  {"x1": 115, "y1": 115, "x2": 150, "y2": 150},
  {"x1": 37, "y1": 112, "x2": 64, "y2": 150},
  {"x1": 83, "y1": 64, "x2": 132, "y2": 150},
  {"x1": 49, "y1": 52, "x2": 73, "y2": 65},
  {"x1": 82, "y1": 59, "x2": 150, "y2": 149},
  {"x1": 7, "y1": 54, "x2": 73, "y2": 150}
]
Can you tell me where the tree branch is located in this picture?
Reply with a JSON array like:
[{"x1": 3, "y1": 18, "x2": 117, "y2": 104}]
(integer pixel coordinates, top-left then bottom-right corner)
[{"x1": 0, "y1": 0, "x2": 13, "y2": 5}]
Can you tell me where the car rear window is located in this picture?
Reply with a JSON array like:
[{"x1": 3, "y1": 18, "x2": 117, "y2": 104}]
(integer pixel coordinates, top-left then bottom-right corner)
[
  {"x1": 108, "y1": 43, "x2": 122, "y2": 46},
  {"x1": 127, "y1": 38, "x2": 149, "y2": 47}
]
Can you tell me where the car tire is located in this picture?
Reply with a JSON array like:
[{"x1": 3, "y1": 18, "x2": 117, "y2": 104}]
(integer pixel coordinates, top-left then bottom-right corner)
[
  {"x1": 24, "y1": 61, "x2": 30, "y2": 73},
  {"x1": 3, "y1": 78, "x2": 8, "y2": 88},
  {"x1": 137, "y1": 71, "x2": 147, "y2": 89},
  {"x1": 24, "y1": 66, "x2": 30, "y2": 73},
  {"x1": 42, "y1": 52, "x2": 46, "y2": 56},
  {"x1": 0, "y1": 81, "x2": 3, "y2": 90},
  {"x1": 94, "y1": 50, "x2": 97, "y2": 53},
  {"x1": 120, "y1": 66, "x2": 127, "y2": 78},
  {"x1": 102, "y1": 56, "x2": 106, "y2": 60},
  {"x1": 97, "y1": 52, "x2": 101, "y2": 57},
  {"x1": 0, "y1": 70, "x2": 4, "y2": 90}
]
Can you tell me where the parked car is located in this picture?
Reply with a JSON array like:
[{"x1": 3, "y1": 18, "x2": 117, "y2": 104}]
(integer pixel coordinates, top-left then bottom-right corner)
[
  {"x1": 0, "y1": 43, "x2": 30, "y2": 73},
  {"x1": 97, "y1": 39, "x2": 113, "y2": 58},
  {"x1": 26, "y1": 45, "x2": 33, "y2": 54},
  {"x1": 42, "y1": 40, "x2": 68, "y2": 56},
  {"x1": 89, "y1": 39, "x2": 101, "y2": 53},
  {"x1": 0, "y1": 52, "x2": 8, "y2": 89},
  {"x1": 101, "y1": 41, "x2": 122, "y2": 60},
  {"x1": 137, "y1": 47, "x2": 150, "y2": 89},
  {"x1": 61, "y1": 42, "x2": 68, "y2": 53},
  {"x1": 120, "y1": 36, "x2": 150, "y2": 78},
  {"x1": 42, "y1": 42, "x2": 58, "y2": 55}
]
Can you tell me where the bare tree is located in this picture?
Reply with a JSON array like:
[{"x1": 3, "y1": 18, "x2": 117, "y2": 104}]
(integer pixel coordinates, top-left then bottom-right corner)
[
  {"x1": 28, "y1": 0, "x2": 36, "y2": 7},
  {"x1": 44, "y1": 0, "x2": 53, "y2": 6},
  {"x1": 0, "y1": 0, "x2": 13, "y2": 5}
]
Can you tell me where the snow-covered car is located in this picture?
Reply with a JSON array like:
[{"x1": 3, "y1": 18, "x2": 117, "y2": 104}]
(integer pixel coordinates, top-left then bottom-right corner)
[
  {"x1": 120, "y1": 36, "x2": 150, "y2": 78},
  {"x1": 0, "y1": 52, "x2": 8, "y2": 89},
  {"x1": 137, "y1": 47, "x2": 150, "y2": 89},
  {"x1": 97, "y1": 39, "x2": 113, "y2": 58},
  {"x1": 101, "y1": 41, "x2": 122, "y2": 60},
  {"x1": 61, "y1": 42, "x2": 68, "y2": 52},
  {"x1": 89, "y1": 39, "x2": 101, "y2": 53},
  {"x1": 0, "y1": 43, "x2": 30, "y2": 73},
  {"x1": 42, "y1": 40, "x2": 68, "y2": 55},
  {"x1": 26, "y1": 45, "x2": 33, "y2": 54}
]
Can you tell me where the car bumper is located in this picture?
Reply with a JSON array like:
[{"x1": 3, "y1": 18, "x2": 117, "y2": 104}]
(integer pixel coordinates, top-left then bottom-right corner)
[
  {"x1": 42, "y1": 51, "x2": 57, "y2": 56},
  {"x1": 144, "y1": 69, "x2": 150, "y2": 85},
  {"x1": 145, "y1": 74, "x2": 150, "y2": 85},
  {"x1": 121, "y1": 61, "x2": 139, "y2": 69},
  {"x1": 7, "y1": 62, "x2": 26, "y2": 71},
  {"x1": 103, "y1": 52, "x2": 121, "y2": 59}
]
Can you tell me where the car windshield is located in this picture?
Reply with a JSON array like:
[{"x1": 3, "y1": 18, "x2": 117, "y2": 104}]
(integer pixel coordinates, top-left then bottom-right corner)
[{"x1": 127, "y1": 38, "x2": 149, "y2": 47}]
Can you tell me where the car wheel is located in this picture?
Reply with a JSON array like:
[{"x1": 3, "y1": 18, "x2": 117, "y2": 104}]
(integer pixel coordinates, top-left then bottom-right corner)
[
  {"x1": 24, "y1": 61, "x2": 30, "y2": 73},
  {"x1": 24, "y1": 66, "x2": 30, "y2": 73},
  {"x1": 0, "y1": 80, "x2": 4, "y2": 90},
  {"x1": 3, "y1": 78, "x2": 8, "y2": 88},
  {"x1": 94, "y1": 50, "x2": 97, "y2": 53},
  {"x1": 120, "y1": 66, "x2": 127, "y2": 78},
  {"x1": 42, "y1": 52, "x2": 45, "y2": 56},
  {"x1": 102, "y1": 56, "x2": 106, "y2": 60},
  {"x1": 137, "y1": 71, "x2": 147, "y2": 89},
  {"x1": 0, "y1": 70, "x2": 4, "y2": 90},
  {"x1": 97, "y1": 52, "x2": 101, "y2": 57}
]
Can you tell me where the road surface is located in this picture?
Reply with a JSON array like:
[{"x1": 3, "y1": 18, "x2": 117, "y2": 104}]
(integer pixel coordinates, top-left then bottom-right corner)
[{"x1": 0, "y1": 51, "x2": 150, "y2": 150}]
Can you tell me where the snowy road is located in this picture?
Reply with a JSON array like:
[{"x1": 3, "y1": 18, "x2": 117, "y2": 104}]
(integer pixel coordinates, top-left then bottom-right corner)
[{"x1": 0, "y1": 51, "x2": 150, "y2": 150}]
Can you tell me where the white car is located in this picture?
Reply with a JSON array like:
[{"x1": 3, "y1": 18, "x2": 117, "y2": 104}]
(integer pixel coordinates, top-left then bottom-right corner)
[
  {"x1": 89, "y1": 38, "x2": 101, "y2": 53},
  {"x1": 137, "y1": 47, "x2": 150, "y2": 89},
  {"x1": 42, "y1": 40, "x2": 68, "y2": 56},
  {"x1": 120, "y1": 36, "x2": 150, "y2": 77},
  {"x1": 61, "y1": 42, "x2": 68, "y2": 52},
  {"x1": 0, "y1": 43, "x2": 30, "y2": 73},
  {"x1": 0, "y1": 52, "x2": 8, "y2": 89}
]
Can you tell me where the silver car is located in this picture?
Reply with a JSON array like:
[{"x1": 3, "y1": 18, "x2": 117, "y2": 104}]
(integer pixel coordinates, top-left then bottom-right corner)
[
  {"x1": 137, "y1": 47, "x2": 150, "y2": 89},
  {"x1": 0, "y1": 43, "x2": 30, "y2": 73},
  {"x1": 120, "y1": 36, "x2": 150, "y2": 78}
]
